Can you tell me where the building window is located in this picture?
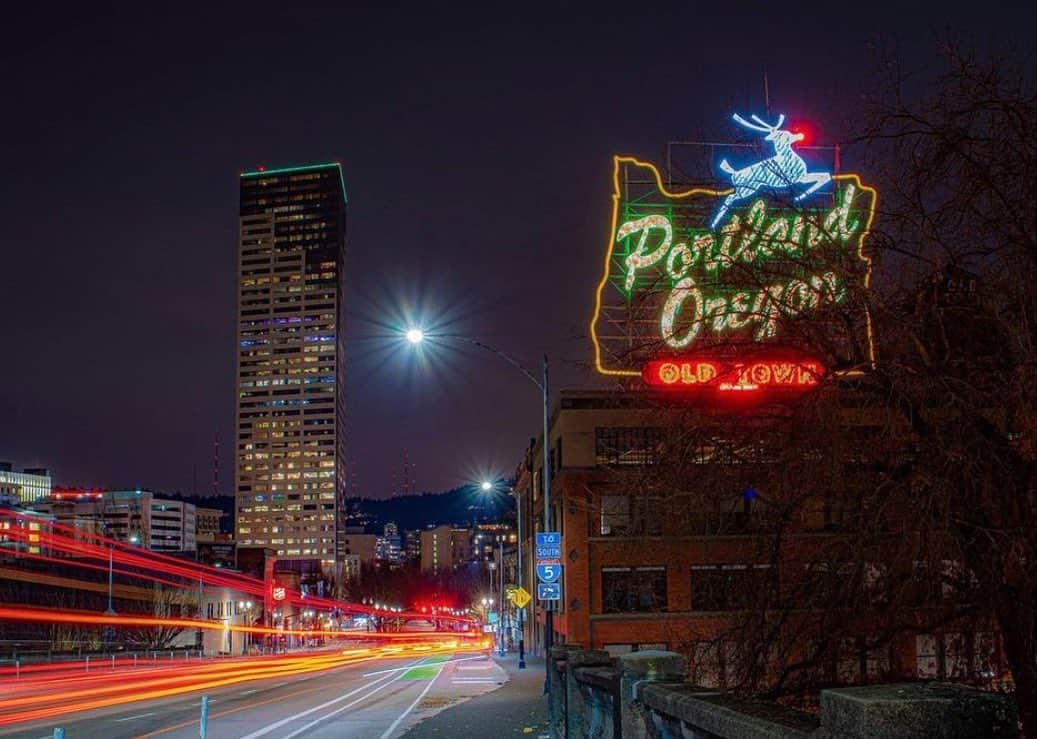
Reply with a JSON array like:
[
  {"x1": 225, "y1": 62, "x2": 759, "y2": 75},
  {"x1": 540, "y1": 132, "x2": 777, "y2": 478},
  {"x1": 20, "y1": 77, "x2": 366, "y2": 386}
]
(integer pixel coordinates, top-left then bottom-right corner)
[
  {"x1": 600, "y1": 495, "x2": 630, "y2": 536},
  {"x1": 601, "y1": 566, "x2": 667, "y2": 613},
  {"x1": 595, "y1": 427, "x2": 663, "y2": 466},
  {"x1": 916, "y1": 632, "x2": 998, "y2": 680},
  {"x1": 599, "y1": 494, "x2": 664, "y2": 537},
  {"x1": 691, "y1": 564, "x2": 773, "y2": 611}
]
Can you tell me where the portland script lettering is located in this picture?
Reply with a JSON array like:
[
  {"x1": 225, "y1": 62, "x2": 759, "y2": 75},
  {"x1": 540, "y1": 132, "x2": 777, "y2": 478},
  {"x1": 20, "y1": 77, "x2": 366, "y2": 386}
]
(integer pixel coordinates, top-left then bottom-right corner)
[{"x1": 616, "y1": 184, "x2": 864, "y2": 349}]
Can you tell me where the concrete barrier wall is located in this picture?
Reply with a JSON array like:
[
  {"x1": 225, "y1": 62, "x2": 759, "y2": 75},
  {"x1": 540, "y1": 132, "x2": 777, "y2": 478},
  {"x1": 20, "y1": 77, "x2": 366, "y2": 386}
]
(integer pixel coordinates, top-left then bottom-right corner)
[{"x1": 551, "y1": 648, "x2": 1018, "y2": 738}]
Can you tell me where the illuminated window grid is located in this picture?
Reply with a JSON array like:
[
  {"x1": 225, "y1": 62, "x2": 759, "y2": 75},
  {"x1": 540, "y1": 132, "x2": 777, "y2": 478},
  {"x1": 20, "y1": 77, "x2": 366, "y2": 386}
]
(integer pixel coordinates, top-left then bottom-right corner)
[{"x1": 235, "y1": 164, "x2": 345, "y2": 561}]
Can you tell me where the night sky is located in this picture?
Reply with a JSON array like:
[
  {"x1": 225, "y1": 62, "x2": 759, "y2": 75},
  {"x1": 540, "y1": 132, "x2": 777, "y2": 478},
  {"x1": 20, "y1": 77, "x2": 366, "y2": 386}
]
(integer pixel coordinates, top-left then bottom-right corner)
[{"x1": 1, "y1": 2, "x2": 1032, "y2": 497}]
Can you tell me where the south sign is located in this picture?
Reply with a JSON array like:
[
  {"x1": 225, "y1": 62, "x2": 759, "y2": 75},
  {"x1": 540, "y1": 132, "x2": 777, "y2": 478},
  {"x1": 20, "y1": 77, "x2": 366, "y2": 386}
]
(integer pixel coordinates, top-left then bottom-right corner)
[{"x1": 590, "y1": 114, "x2": 877, "y2": 380}]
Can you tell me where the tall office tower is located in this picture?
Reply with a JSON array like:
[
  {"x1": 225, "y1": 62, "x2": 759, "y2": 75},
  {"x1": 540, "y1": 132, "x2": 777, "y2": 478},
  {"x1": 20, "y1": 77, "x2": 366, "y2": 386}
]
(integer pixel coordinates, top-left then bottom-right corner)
[{"x1": 235, "y1": 163, "x2": 347, "y2": 569}]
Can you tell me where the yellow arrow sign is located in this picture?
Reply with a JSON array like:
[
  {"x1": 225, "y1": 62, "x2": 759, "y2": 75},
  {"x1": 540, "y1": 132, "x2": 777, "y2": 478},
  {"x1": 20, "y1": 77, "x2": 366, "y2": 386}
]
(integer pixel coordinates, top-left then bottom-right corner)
[{"x1": 510, "y1": 586, "x2": 532, "y2": 609}]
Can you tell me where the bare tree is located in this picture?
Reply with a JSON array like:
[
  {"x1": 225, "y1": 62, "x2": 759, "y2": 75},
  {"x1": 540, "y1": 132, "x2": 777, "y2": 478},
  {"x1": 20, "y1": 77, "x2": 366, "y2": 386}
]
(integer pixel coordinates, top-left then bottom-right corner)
[
  {"x1": 850, "y1": 42, "x2": 1037, "y2": 734},
  {"x1": 590, "y1": 40, "x2": 1035, "y2": 733},
  {"x1": 122, "y1": 584, "x2": 190, "y2": 651}
]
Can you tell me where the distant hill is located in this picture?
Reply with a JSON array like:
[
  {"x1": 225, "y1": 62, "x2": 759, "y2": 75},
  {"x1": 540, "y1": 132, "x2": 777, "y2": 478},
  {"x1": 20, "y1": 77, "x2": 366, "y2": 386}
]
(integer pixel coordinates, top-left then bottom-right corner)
[
  {"x1": 350, "y1": 484, "x2": 515, "y2": 533},
  {"x1": 174, "y1": 484, "x2": 515, "y2": 536}
]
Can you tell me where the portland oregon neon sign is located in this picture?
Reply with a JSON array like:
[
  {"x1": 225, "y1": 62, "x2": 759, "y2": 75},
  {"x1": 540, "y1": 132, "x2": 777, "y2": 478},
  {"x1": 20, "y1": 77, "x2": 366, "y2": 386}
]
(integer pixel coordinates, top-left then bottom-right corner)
[{"x1": 590, "y1": 113, "x2": 877, "y2": 392}]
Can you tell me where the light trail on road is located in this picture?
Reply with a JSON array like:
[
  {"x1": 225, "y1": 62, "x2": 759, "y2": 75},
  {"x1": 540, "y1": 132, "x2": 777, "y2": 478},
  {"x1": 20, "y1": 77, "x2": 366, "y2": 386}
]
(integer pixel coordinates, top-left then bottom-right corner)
[
  {"x1": 0, "y1": 508, "x2": 477, "y2": 628},
  {"x1": 0, "y1": 641, "x2": 489, "y2": 727},
  {"x1": 0, "y1": 508, "x2": 490, "y2": 733},
  {"x1": 0, "y1": 605, "x2": 476, "y2": 641}
]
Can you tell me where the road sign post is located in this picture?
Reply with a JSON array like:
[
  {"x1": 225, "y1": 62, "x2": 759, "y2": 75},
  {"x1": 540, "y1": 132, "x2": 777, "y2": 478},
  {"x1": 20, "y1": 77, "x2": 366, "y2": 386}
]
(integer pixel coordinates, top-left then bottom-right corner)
[
  {"x1": 536, "y1": 583, "x2": 561, "y2": 600},
  {"x1": 510, "y1": 586, "x2": 532, "y2": 609},
  {"x1": 536, "y1": 563, "x2": 562, "y2": 583},
  {"x1": 535, "y1": 532, "x2": 563, "y2": 603}
]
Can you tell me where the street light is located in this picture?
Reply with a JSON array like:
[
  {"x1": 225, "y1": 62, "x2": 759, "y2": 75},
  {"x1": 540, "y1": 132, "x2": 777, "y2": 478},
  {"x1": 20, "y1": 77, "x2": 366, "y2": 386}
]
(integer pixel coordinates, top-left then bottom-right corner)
[
  {"x1": 406, "y1": 329, "x2": 551, "y2": 674},
  {"x1": 481, "y1": 479, "x2": 525, "y2": 668},
  {"x1": 240, "y1": 601, "x2": 254, "y2": 654}
]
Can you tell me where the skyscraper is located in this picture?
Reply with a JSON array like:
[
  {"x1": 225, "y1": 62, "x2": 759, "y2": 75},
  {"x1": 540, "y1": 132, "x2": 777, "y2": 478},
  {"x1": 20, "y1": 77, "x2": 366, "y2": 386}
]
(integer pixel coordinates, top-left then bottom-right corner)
[{"x1": 235, "y1": 163, "x2": 347, "y2": 568}]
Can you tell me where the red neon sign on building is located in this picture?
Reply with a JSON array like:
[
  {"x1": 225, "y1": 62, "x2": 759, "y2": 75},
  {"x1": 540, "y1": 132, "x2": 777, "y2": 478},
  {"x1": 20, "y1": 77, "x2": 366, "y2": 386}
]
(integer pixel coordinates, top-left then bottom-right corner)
[{"x1": 642, "y1": 357, "x2": 824, "y2": 393}]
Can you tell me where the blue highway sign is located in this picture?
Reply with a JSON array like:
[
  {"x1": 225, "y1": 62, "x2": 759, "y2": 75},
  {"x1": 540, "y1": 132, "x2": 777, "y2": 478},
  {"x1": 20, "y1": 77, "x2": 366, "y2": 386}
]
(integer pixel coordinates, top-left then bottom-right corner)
[
  {"x1": 535, "y1": 532, "x2": 562, "y2": 562},
  {"x1": 537, "y1": 583, "x2": 561, "y2": 600},
  {"x1": 536, "y1": 563, "x2": 562, "y2": 583}
]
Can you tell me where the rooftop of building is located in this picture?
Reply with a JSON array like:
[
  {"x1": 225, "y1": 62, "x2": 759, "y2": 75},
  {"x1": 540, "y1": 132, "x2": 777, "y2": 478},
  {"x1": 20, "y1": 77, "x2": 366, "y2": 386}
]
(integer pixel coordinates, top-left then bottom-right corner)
[{"x1": 239, "y1": 162, "x2": 347, "y2": 203}]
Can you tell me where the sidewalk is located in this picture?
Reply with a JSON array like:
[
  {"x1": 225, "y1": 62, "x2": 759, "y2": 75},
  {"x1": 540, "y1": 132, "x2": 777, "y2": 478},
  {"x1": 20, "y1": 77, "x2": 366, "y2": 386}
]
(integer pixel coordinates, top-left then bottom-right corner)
[{"x1": 402, "y1": 651, "x2": 550, "y2": 738}]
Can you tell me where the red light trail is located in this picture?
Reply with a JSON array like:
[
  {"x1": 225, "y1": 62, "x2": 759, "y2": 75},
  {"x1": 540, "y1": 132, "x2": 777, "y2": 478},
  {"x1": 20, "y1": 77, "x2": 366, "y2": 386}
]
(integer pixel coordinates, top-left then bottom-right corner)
[
  {"x1": 0, "y1": 509, "x2": 487, "y2": 729},
  {"x1": 0, "y1": 640, "x2": 489, "y2": 726},
  {"x1": 0, "y1": 508, "x2": 475, "y2": 626}
]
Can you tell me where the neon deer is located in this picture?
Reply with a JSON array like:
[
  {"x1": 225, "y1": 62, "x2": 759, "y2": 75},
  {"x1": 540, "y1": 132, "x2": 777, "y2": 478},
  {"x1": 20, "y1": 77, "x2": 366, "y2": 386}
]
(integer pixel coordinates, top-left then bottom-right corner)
[{"x1": 710, "y1": 113, "x2": 832, "y2": 229}]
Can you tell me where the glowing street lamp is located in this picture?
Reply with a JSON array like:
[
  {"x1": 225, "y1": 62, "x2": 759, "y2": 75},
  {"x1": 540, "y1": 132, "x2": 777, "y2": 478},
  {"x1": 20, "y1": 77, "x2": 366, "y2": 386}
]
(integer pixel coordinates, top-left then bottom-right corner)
[
  {"x1": 480, "y1": 480, "x2": 493, "y2": 492},
  {"x1": 404, "y1": 327, "x2": 551, "y2": 671}
]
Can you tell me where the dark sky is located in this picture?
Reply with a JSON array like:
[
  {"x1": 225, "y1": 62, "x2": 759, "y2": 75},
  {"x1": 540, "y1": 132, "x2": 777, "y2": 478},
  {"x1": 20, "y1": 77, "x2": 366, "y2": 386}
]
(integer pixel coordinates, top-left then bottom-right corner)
[{"x1": 1, "y1": 2, "x2": 1032, "y2": 497}]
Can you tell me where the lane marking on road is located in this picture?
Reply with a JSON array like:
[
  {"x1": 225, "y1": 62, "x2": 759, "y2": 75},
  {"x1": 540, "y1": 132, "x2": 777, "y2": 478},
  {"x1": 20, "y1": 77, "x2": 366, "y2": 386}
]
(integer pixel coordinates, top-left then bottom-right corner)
[
  {"x1": 115, "y1": 712, "x2": 157, "y2": 722},
  {"x1": 240, "y1": 689, "x2": 259, "y2": 696},
  {"x1": 240, "y1": 656, "x2": 427, "y2": 739},
  {"x1": 133, "y1": 682, "x2": 340, "y2": 738},
  {"x1": 377, "y1": 660, "x2": 448, "y2": 739},
  {"x1": 361, "y1": 655, "x2": 483, "y2": 678},
  {"x1": 451, "y1": 678, "x2": 499, "y2": 682},
  {"x1": 456, "y1": 664, "x2": 493, "y2": 670},
  {"x1": 281, "y1": 660, "x2": 428, "y2": 739}
]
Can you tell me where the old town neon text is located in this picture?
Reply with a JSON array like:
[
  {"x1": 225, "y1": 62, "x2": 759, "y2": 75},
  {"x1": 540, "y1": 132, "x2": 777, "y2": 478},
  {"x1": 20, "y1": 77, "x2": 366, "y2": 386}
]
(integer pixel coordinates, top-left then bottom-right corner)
[{"x1": 642, "y1": 358, "x2": 825, "y2": 392}]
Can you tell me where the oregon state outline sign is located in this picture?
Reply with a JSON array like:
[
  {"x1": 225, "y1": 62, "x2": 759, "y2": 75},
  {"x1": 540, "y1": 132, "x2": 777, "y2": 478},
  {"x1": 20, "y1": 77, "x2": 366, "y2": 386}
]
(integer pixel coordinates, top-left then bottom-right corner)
[{"x1": 590, "y1": 149, "x2": 877, "y2": 379}]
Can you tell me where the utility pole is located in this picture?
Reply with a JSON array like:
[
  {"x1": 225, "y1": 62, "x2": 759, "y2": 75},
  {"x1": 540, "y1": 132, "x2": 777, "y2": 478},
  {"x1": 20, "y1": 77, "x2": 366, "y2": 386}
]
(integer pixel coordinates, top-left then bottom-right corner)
[
  {"x1": 515, "y1": 483, "x2": 526, "y2": 668},
  {"x1": 498, "y1": 536, "x2": 505, "y2": 657},
  {"x1": 542, "y1": 355, "x2": 553, "y2": 695}
]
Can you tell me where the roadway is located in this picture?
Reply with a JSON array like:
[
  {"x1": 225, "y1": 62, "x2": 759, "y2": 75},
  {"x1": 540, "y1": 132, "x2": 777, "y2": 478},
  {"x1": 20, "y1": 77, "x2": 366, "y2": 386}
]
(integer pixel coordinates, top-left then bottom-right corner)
[{"x1": 0, "y1": 647, "x2": 507, "y2": 738}]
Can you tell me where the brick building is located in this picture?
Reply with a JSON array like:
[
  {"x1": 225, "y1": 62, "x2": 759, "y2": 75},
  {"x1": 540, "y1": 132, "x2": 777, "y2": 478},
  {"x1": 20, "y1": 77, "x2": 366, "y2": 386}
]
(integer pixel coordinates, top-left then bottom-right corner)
[{"x1": 514, "y1": 388, "x2": 1009, "y2": 689}]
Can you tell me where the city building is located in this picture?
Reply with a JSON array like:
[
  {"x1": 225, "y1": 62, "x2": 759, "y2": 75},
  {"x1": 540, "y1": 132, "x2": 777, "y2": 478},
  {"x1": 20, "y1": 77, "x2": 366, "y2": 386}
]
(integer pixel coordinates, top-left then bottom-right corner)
[
  {"x1": 195, "y1": 507, "x2": 224, "y2": 543},
  {"x1": 339, "y1": 528, "x2": 378, "y2": 563},
  {"x1": 0, "y1": 497, "x2": 53, "y2": 557},
  {"x1": 166, "y1": 585, "x2": 257, "y2": 656},
  {"x1": 148, "y1": 497, "x2": 196, "y2": 552},
  {"x1": 471, "y1": 522, "x2": 515, "y2": 563},
  {"x1": 234, "y1": 163, "x2": 348, "y2": 569},
  {"x1": 33, "y1": 490, "x2": 196, "y2": 552},
  {"x1": 196, "y1": 540, "x2": 236, "y2": 569},
  {"x1": 375, "y1": 522, "x2": 403, "y2": 566},
  {"x1": 403, "y1": 529, "x2": 422, "y2": 563},
  {"x1": 30, "y1": 490, "x2": 105, "y2": 543},
  {"x1": 0, "y1": 463, "x2": 51, "y2": 504},
  {"x1": 339, "y1": 554, "x2": 363, "y2": 584},
  {"x1": 420, "y1": 525, "x2": 471, "y2": 573}
]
